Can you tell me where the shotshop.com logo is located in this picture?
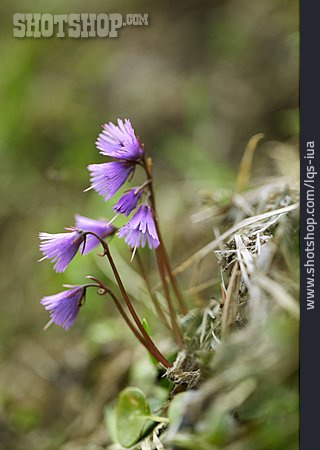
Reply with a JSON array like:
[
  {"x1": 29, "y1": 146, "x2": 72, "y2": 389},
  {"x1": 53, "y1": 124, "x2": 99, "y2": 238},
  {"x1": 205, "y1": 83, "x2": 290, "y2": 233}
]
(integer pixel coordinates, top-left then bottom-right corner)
[{"x1": 13, "y1": 13, "x2": 149, "y2": 38}]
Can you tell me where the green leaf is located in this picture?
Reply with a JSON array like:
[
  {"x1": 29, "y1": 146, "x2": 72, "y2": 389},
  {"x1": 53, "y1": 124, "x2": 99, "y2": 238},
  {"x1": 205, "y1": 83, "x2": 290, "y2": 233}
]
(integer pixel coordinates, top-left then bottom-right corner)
[
  {"x1": 115, "y1": 387, "x2": 152, "y2": 448},
  {"x1": 142, "y1": 318, "x2": 158, "y2": 366},
  {"x1": 142, "y1": 318, "x2": 151, "y2": 335}
]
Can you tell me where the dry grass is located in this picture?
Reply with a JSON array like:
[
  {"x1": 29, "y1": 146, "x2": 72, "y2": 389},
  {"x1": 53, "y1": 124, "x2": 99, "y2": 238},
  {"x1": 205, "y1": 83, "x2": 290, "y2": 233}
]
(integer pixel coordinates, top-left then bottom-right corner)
[{"x1": 140, "y1": 140, "x2": 299, "y2": 450}]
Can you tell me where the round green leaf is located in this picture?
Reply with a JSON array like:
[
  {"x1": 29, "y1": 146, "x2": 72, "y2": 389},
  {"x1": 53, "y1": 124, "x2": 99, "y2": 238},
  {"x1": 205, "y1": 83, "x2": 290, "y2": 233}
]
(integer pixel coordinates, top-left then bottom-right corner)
[{"x1": 115, "y1": 387, "x2": 152, "y2": 448}]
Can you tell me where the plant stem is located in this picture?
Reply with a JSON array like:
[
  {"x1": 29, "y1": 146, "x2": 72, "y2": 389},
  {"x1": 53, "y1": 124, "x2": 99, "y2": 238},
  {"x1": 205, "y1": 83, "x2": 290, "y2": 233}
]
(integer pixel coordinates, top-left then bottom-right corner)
[
  {"x1": 156, "y1": 248, "x2": 183, "y2": 349},
  {"x1": 135, "y1": 251, "x2": 171, "y2": 330},
  {"x1": 83, "y1": 235, "x2": 172, "y2": 368},
  {"x1": 156, "y1": 224, "x2": 188, "y2": 315},
  {"x1": 104, "y1": 246, "x2": 172, "y2": 369},
  {"x1": 106, "y1": 291, "x2": 150, "y2": 349},
  {"x1": 141, "y1": 157, "x2": 188, "y2": 315},
  {"x1": 87, "y1": 279, "x2": 153, "y2": 351},
  {"x1": 85, "y1": 278, "x2": 150, "y2": 346}
]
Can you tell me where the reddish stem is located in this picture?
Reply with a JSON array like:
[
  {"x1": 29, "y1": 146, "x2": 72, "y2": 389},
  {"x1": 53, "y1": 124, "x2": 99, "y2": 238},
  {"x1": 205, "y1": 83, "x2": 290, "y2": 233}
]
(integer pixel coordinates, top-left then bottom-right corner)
[
  {"x1": 104, "y1": 246, "x2": 172, "y2": 369},
  {"x1": 85, "y1": 278, "x2": 148, "y2": 349},
  {"x1": 135, "y1": 251, "x2": 171, "y2": 330},
  {"x1": 106, "y1": 290, "x2": 151, "y2": 349},
  {"x1": 156, "y1": 225, "x2": 188, "y2": 315},
  {"x1": 83, "y1": 234, "x2": 172, "y2": 368},
  {"x1": 156, "y1": 249, "x2": 183, "y2": 349},
  {"x1": 141, "y1": 158, "x2": 188, "y2": 315}
]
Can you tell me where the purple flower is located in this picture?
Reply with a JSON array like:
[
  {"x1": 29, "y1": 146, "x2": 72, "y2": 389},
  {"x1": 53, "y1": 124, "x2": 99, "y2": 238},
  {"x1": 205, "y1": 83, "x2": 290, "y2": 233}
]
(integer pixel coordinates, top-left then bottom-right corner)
[
  {"x1": 96, "y1": 118, "x2": 143, "y2": 161},
  {"x1": 41, "y1": 286, "x2": 85, "y2": 330},
  {"x1": 75, "y1": 214, "x2": 116, "y2": 254},
  {"x1": 88, "y1": 161, "x2": 134, "y2": 201},
  {"x1": 39, "y1": 230, "x2": 85, "y2": 273},
  {"x1": 118, "y1": 204, "x2": 160, "y2": 251},
  {"x1": 113, "y1": 189, "x2": 141, "y2": 217}
]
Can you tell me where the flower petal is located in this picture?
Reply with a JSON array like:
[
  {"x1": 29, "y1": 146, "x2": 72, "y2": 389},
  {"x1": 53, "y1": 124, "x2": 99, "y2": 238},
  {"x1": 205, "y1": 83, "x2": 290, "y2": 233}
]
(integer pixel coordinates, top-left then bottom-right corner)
[
  {"x1": 96, "y1": 118, "x2": 143, "y2": 161},
  {"x1": 88, "y1": 161, "x2": 134, "y2": 201}
]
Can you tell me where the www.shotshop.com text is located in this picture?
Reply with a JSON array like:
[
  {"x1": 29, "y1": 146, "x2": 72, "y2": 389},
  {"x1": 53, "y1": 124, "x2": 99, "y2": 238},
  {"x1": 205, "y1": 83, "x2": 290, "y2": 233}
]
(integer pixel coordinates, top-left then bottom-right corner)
[{"x1": 303, "y1": 141, "x2": 316, "y2": 310}]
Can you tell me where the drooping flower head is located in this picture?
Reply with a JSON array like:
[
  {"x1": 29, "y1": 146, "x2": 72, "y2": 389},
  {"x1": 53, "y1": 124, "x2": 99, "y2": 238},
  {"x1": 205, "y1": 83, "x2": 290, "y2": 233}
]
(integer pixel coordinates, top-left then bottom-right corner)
[
  {"x1": 118, "y1": 204, "x2": 160, "y2": 253},
  {"x1": 88, "y1": 161, "x2": 134, "y2": 201},
  {"x1": 113, "y1": 188, "x2": 141, "y2": 217},
  {"x1": 75, "y1": 214, "x2": 116, "y2": 254},
  {"x1": 39, "y1": 230, "x2": 85, "y2": 273},
  {"x1": 96, "y1": 118, "x2": 143, "y2": 161},
  {"x1": 41, "y1": 286, "x2": 85, "y2": 330}
]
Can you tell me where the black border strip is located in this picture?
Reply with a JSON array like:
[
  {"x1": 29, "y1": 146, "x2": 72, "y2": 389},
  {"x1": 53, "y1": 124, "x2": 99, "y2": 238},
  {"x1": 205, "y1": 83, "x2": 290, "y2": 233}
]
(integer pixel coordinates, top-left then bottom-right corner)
[{"x1": 300, "y1": 2, "x2": 320, "y2": 448}]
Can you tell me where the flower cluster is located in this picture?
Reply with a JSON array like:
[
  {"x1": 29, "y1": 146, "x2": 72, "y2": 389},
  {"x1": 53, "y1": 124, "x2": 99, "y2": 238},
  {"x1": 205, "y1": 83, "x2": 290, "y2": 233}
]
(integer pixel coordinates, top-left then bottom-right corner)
[
  {"x1": 88, "y1": 118, "x2": 160, "y2": 252},
  {"x1": 39, "y1": 119, "x2": 160, "y2": 330},
  {"x1": 88, "y1": 119, "x2": 143, "y2": 201}
]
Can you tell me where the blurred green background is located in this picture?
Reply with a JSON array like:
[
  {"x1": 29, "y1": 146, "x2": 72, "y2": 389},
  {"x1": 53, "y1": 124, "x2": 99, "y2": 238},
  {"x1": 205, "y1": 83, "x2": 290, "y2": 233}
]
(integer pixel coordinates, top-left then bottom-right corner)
[{"x1": 0, "y1": 0, "x2": 298, "y2": 448}]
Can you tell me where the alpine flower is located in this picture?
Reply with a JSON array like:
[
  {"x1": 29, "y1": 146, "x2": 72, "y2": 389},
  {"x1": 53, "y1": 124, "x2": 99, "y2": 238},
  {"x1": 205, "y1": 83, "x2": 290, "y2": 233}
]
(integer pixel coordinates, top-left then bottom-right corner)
[
  {"x1": 113, "y1": 188, "x2": 141, "y2": 217},
  {"x1": 41, "y1": 286, "x2": 85, "y2": 330},
  {"x1": 75, "y1": 214, "x2": 116, "y2": 254},
  {"x1": 39, "y1": 230, "x2": 85, "y2": 273},
  {"x1": 87, "y1": 161, "x2": 134, "y2": 201},
  {"x1": 118, "y1": 204, "x2": 160, "y2": 252},
  {"x1": 96, "y1": 118, "x2": 143, "y2": 161}
]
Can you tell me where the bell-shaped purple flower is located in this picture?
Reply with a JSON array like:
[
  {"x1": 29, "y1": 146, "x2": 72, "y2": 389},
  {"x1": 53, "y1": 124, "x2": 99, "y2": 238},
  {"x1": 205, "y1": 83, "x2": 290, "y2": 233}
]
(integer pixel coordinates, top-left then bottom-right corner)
[
  {"x1": 118, "y1": 204, "x2": 160, "y2": 251},
  {"x1": 74, "y1": 214, "x2": 116, "y2": 254},
  {"x1": 88, "y1": 161, "x2": 134, "y2": 201},
  {"x1": 96, "y1": 118, "x2": 143, "y2": 161},
  {"x1": 113, "y1": 188, "x2": 141, "y2": 217},
  {"x1": 39, "y1": 230, "x2": 85, "y2": 273},
  {"x1": 41, "y1": 286, "x2": 85, "y2": 330}
]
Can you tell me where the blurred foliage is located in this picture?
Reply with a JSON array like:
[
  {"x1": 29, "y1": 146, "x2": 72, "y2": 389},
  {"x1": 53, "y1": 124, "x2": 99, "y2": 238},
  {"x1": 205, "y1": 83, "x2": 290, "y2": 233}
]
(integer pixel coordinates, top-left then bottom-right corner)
[{"x1": 0, "y1": 0, "x2": 298, "y2": 449}]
